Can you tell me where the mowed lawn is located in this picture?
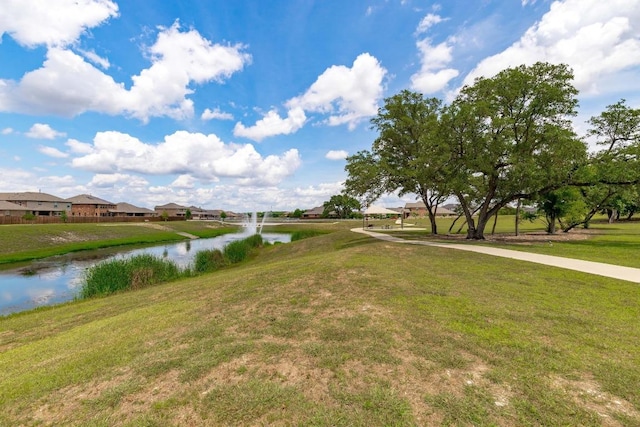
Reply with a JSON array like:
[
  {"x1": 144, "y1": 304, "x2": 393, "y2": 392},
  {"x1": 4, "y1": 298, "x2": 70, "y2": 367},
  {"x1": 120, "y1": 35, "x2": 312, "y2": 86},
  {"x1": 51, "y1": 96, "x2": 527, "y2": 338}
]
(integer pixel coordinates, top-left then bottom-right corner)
[
  {"x1": 1, "y1": 227, "x2": 638, "y2": 426},
  {"x1": 0, "y1": 222, "x2": 238, "y2": 265}
]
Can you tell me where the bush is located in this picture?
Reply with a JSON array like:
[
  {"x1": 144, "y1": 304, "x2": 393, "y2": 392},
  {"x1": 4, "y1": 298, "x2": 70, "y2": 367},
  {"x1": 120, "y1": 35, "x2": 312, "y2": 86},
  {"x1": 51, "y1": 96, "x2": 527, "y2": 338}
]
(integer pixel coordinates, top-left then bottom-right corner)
[{"x1": 81, "y1": 254, "x2": 181, "y2": 298}]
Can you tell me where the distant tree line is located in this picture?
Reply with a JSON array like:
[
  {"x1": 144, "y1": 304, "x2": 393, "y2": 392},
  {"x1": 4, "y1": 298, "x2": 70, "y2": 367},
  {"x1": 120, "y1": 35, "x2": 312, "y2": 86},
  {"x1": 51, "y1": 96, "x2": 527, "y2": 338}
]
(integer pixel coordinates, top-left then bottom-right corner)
[{"x1": 343, "y1": 62, "x2": 640, "y2": 239}]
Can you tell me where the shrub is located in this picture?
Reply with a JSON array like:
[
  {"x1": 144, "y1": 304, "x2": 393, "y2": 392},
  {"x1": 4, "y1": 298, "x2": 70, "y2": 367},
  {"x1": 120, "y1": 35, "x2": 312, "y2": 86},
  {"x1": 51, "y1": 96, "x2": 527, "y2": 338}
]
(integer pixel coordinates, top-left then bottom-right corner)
[{"x1": 81, "y1": 254, "x2": 181, "y2": 298}]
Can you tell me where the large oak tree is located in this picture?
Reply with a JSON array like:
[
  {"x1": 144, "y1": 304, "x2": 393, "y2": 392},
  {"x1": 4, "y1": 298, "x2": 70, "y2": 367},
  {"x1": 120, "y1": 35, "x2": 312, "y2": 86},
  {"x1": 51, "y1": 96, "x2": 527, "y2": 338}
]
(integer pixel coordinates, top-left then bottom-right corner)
[
  {"x1": 445, "y1": 62, "x2": 587, "y2": 239},
  {"x1": 344, "y1": 90, "x2": 451, "y2": 234}
]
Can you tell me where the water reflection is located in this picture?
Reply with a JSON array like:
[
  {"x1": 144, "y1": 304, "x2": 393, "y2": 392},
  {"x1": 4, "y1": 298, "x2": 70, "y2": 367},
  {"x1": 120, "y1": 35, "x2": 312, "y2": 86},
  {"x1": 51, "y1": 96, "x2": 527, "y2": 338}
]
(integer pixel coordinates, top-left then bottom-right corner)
[{"x1": 0, "y1": 232, "x2": 289, "y2": 316}]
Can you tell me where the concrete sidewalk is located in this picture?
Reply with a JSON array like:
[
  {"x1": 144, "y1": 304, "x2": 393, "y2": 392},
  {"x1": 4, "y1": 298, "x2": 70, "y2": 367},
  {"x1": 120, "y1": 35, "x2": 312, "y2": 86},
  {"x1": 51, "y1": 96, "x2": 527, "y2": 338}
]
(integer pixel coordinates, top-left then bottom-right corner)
[{"x1": 352, "y1": 228, "x2": 640, "y2": 284}]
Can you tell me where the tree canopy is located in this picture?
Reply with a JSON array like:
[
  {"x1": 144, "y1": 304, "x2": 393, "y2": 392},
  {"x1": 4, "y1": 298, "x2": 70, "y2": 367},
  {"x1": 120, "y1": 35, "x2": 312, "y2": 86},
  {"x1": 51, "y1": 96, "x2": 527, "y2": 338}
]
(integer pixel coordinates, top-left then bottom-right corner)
[
  {"x1": 323, "y1": 194, "x2": 361, "y2": 219},
  {"x1": 345, "y1": 62, "x2": 640, "y2": 239}
]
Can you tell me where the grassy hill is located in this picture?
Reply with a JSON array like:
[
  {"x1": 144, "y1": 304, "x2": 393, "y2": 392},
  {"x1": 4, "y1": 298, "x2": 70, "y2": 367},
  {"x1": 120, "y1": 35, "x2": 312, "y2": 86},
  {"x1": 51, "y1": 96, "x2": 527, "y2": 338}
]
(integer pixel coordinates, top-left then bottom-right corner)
[{"x1": 1, "y1": 222, "x2": 639, "y2": 425}]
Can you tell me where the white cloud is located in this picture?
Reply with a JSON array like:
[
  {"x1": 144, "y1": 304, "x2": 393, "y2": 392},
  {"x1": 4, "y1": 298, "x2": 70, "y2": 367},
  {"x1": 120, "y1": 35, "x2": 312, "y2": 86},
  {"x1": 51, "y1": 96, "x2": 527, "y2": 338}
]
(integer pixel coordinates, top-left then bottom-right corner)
[
  {"x1": 0, "y1": 0, "x2": 119, "y2": 47},
  {"x1": 462, "y1": 0, "x2": 640, "y2": 95},
  {"x1": 416, "y1": 14, "x2": 445, "y2": 35},
  {"x1": 1, "y1": 128, "x2": 13, "y2": 135},
  {"x1": 65, "y1": 138, "x2": 94, "y2": 154},
  {"x1": 326, "y1": 150, "x2": 349, "y2": 160},
  {"x1": 38, "y1": 145, "x2": 68, "y2": 158},
  {"x1": 201, "y1": 107, "x2": 234, "y2": 121},
  {"x1": 89, "y1": 173, "x2": 148, "y2": 188},
  {"x1": 171, "y1": 174, "x2": 198, "y2": 188},
  {"x1": 0, "y1": 168, "x2": 37, "y2": 191},
  {"x1": 235, "y1": 53, "x2": 386, "y2": 141},
  {"x1": 77, "y1": 48, "x2": 110, "y2": 69},
  {"x1": 286, "y1": 53, "x2": 387, "y2": 130},
  {"x1": 410, "y1": 14, "x2": 459, "y2": 94},
  {"x1": 0, "y1": 22, "x2": 251, "y2": 121},
  {"x1": 26, "y1": 123, "x2": 66, "y2": 139},
  {"x1": 71, "y1": 130, "x2": 301, "y2": 186},
  {"x1": 233, "y1": 107, "x2": 306, "y2": 141}
]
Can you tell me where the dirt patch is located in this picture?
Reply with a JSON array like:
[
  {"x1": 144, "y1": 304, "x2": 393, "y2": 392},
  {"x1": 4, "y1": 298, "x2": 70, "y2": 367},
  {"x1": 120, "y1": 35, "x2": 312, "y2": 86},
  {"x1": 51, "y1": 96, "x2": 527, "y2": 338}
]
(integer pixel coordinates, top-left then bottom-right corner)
[{"x1": 551, "y1": 375, "x2": 640, "y2": 426}]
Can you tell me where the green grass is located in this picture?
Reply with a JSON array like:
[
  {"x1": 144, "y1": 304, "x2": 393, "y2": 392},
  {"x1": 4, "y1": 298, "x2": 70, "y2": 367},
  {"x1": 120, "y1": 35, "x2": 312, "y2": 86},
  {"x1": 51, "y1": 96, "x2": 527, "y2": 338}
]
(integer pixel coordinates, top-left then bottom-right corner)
[
  {"x1": 0, "y1": 222, "x2": 239, "y2": 265},
  {"x1": 0, "y1": 223, "x2": 639, "y2": 425}
]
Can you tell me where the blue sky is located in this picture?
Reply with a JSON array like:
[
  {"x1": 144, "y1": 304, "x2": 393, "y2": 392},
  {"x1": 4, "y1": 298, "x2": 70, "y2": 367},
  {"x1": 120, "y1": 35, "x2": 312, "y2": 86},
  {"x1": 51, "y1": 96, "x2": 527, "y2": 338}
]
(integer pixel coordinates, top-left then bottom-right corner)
[{"x1": 0, "y1": 0, "x2": 639, "y2": 212}]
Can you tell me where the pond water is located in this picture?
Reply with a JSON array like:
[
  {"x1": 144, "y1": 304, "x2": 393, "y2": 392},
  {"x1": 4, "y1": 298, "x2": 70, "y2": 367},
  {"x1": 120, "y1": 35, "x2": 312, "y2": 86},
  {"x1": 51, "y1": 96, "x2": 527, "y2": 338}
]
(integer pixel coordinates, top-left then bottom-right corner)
[{"x1": 0, "y1": 232, "x2": 290, "y2": 316}]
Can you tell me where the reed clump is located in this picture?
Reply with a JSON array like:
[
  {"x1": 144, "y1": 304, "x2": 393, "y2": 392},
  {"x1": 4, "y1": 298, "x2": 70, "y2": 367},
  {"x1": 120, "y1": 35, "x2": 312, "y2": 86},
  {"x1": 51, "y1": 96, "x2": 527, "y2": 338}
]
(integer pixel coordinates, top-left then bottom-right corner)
[
  {"x1": 81, "y1": 254, "x2": 181, "y2": 298},
  {"x1": 81, "y1": 234, "x2": 268, "y2": 298}
]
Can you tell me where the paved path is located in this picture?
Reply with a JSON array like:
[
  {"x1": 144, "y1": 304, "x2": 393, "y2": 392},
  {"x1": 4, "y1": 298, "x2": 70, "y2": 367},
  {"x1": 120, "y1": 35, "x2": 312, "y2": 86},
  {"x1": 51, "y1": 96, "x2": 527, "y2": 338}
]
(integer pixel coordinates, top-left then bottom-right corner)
[{"x1": 351, "y1": 228, "x2": 640, "y2": 284}]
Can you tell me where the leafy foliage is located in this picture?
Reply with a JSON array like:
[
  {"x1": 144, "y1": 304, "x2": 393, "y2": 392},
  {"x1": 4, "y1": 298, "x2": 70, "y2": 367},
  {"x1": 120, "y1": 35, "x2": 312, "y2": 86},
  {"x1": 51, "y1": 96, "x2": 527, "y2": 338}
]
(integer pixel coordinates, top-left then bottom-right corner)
[{"x1": 322, "y1": 194, "x2": 361, "y2": 218}]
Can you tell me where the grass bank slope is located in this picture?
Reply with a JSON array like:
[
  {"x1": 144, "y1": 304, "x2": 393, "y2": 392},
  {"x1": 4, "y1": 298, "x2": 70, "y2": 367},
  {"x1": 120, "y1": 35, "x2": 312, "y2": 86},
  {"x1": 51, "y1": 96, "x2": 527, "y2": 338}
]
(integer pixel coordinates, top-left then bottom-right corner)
[
  {"x1": 0, "y1": 222, "x2": 237, "y2": 265},
  {"x1": 1, "y1": 230, "x2": 639, "y2": 425}
]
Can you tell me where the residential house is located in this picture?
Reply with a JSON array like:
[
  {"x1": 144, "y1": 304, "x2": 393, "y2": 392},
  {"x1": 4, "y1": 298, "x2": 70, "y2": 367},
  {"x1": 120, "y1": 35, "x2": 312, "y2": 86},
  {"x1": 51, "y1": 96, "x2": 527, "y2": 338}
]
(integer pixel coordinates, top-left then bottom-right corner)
[
  {"x1": 154, "y1": 202, "x2": 188, "y2": 218},
  {"x1": 0, "y1": 200, "x2": 31, "y2": 217},
  {"x1": 302, "y1": 206, "x2": 325, "y2": 219},
  {"x1": 403, "y1": 201, "x2": 456, "y2": 218},
  {"x1": 66, "y1": 194, "x2": 116, "y2": 217},
  {"x1": 110, "y1": 202, "x2": 157, "y2": 218},
  {"x1": 0, "y1": 191, "x2": 71, "y2": 216}
]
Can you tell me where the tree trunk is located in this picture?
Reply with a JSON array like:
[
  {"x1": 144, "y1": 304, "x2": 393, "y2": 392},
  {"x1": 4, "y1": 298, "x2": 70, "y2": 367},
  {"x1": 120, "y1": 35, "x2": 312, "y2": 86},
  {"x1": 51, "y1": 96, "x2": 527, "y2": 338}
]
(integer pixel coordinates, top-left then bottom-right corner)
[
  {"x1": 491, "y1": 211, "x2": 498, "y2": 235},
  {"x1": 547, "y1": 213, "x2": 557, "y2": 234},
  {"x1": 471, "y1": 214, "x2": 488, "y2": 239},
  {"x1": 515, "y1": 198, "x2": 521, "y2": 236},
  {"x1": 427, "y1": 212, "x2": 438, "y2": 234}
]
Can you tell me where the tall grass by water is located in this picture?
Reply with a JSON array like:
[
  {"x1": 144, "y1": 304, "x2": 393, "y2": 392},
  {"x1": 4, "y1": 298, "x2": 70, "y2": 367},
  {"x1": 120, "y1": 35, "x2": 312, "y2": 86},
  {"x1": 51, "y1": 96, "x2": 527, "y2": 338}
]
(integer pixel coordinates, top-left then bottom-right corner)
[
  {"x1": 81, "y1": 234, "x2": 269, "y2": 298},
  {"x1": 80, "y1": 254, "x2": 182, "y2": 298}
]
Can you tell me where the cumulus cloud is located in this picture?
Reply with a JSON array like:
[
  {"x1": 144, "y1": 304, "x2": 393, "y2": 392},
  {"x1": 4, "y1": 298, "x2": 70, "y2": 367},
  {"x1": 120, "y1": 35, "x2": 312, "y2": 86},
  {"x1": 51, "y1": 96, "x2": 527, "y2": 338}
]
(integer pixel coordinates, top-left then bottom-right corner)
[
  {"x1": 1, "y1": 128, "x2": 13, "y2": 135},
  {"x1": 233, "y1": 107, "x2": 306, "y2": 141},
  {"x1": 462, "y1": 0, "x2": 640, "y2": 95},
  {"x1": 26, "y1": 123, "x2": 66, "y2": 139},
  {"x1": 0, "y1": 0, "x2": 119, "y2": 47},
  {"x1": 235, "y1": 53, "x2": 386, "y2": 140},
  {"x1": 287, "y1": 53, "x2": 387, "y2": 130},
  {"x1": 410, "y1": 14, "x2": 459, "y2": 94},
  {"x1": 71, "y1": 130, "x2": 301, "y2": 186},
  {"x1": 325, "y1": 150, "x2": 349, "y2": 160},
  {"x1": 201, "y1": 107, "x2": 234, "y2": 121},
  {"x1": 0, "y1": 21, "x2": 251, "y2": 120},
  {"x1": 38, "y1": 145, "x2": 68, "y2": 158},
  {"x1": 65, "y1": 138, "x2": 93, "y2": 154}
]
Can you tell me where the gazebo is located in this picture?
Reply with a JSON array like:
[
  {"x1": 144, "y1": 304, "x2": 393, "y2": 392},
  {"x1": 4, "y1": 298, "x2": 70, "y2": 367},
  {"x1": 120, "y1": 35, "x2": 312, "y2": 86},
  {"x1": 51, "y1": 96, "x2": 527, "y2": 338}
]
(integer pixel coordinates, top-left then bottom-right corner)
[{"x1": 363, "y1": 205, "x2": 402, "y2": 229}]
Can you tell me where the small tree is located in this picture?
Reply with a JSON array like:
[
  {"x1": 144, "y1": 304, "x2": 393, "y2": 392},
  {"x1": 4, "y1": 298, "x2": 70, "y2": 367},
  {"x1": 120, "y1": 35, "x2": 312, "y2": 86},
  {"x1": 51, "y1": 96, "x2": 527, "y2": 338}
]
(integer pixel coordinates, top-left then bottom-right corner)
[
  {"x1": 291, "y1": 208, "x2": 304, "y2": 218},
  {"x1": 161, "y1": 210, "x2": 169, "y2": 222},
  {"x1": 185, "y1": 209, "x2": 192, "y2": 220},
  {"x1": 323, "y1": 194, "x2": 361, "y2": 219},
  {"x1": 220, "y1": 211, "x2": 227, "y2": 221}
]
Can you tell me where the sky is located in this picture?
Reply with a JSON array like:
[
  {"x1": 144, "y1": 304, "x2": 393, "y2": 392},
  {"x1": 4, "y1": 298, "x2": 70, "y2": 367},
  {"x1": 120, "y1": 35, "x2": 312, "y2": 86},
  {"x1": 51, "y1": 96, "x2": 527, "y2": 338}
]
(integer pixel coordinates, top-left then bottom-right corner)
[{"x1": 0, "y1": 0, "x2": 639, "y2": 212}]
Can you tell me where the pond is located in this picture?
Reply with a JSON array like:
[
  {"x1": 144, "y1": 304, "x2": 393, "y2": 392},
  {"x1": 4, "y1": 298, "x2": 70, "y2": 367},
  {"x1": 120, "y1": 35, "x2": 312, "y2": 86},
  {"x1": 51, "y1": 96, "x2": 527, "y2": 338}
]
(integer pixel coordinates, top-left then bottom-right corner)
[{"x1": 0, "y1": 232, "x2": 290, "y2": 316}]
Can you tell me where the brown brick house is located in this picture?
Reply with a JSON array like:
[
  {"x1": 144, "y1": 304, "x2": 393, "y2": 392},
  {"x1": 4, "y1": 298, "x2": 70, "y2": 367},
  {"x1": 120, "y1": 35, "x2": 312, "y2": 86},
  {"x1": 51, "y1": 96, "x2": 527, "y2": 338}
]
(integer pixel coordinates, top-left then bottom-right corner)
[{"x1": 66, "y1": 194, "x2": 116, "y2": 217}]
